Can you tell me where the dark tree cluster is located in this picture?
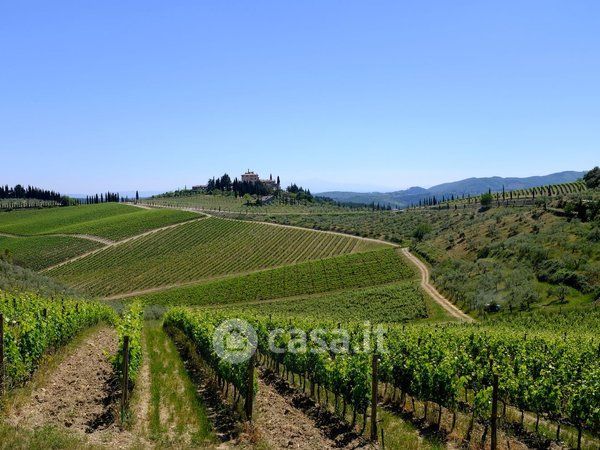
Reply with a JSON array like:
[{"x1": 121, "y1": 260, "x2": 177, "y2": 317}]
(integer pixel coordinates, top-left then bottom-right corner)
[
  {"x1": 233, "y1": 179, "x2": 271, "y2": 196},
  {"x1": 369, "y1": 202, "x2": 392, "y2": 211},
  {"x1": 206, "y1": 173, "x2": 233, "y2": 191},
  {"x1": 206, "y1": 173, "x2": 279, "y2": 197},
  {"x1": 0, "y1": 184, "x2": 70, "y2": 205},
  {"x1": 286, "y1": 184, "x2": 313, "y2": 201},
  {"x1": 84, "y1": 191, "x2": 120, "y2": 204},
  {"x1": 584, "y1": 167, "x2": 600, "y2": 189}
]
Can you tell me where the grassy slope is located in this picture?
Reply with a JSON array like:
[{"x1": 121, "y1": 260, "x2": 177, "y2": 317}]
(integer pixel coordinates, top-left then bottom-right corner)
[
  {"x1": 0, "y1": 260, "x2": 79, "y2": 297},
  {"x1": 48, "y1": 217, "x2": 388, "y2": 297},
  {"x1": 144, "y1": 322, "x2": 215, "y2": 446},
  {"x1": 416, "y1": 205, "x2": 600, "y2": 313},
  {"x1": 0, "y1": 203, "x2": 198, "y2": 240},
  {"x1": 0, "y1": 235, "x2": 101, "y2": 270}
]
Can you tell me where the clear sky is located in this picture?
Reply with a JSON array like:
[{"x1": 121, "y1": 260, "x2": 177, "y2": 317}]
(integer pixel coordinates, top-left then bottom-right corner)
[{"x1": 1, "y1": 1, "x2": 598, "y2": 194}]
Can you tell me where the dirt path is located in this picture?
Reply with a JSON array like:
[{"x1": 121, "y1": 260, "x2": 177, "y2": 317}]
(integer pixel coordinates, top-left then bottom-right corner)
[
  {"x1": 401, "y1": 248, "x2": 474, "y2": 323},
  {"x1": 55, "y1": 233, "x2": 115, "y2": 245},
  {"x1": 122, "y1": 202, "x2": 153, "y2": 210},
  {"x1": 41, "y1": 216, "x2": 207, "y2": 272},
  {"x1": 6, "y1": 327, "x2": 138, "y2": 447}
]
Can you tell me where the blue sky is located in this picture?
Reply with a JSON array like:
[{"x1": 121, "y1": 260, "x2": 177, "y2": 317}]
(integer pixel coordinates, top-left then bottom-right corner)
[{"x1": 1, "y1": 1, "x2": 598, "y2": 194}]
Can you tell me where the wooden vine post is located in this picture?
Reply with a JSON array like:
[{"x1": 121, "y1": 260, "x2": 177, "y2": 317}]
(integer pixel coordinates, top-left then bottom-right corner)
[
  {"x1": 0, "y1": 313, "x2": 4, "y2": 396},
  {"x1": 491, "y1": 373, "x2": 499, "y2": 450},
  {"x1": 370, "y1": 351, "x2": 379, "y2": 441},
  {"x1": 121, "y1": 335, "x2": 130, "y2": 423},
  {"x1": 245, "y1": 352, "x2": 256, "y2": 421}
]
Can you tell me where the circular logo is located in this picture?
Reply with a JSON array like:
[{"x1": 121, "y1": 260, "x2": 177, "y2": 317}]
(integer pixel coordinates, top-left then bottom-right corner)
[{"x1": 213, "y1": 319, "x2": 257, "y2": 364}]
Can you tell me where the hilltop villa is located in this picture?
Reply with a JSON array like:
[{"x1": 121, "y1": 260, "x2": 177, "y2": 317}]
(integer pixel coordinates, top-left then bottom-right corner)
[{"x1": 241, "y1": 170, "x2": 279, "y2": 189}]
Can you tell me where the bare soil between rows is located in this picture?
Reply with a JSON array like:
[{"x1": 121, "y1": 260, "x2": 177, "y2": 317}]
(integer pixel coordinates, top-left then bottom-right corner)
[
  {"x1": 257, "y1": 367, "x2": 374, "y2": 450},
  {"x1": 5, "y1": 327, "x2": 135, "y2": 447}
]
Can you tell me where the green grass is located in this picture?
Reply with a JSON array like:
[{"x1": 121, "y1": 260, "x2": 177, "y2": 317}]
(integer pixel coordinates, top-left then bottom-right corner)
[
  {"x1": 0, "y1": 235, "x2": 101, "y2": 270},
  {"x1": 136, "y1": 247, "x2": 413, "y2": 306},
  {"x1": 0, "y1": 203, "x2": 198, "y2": 240},
  {"x1": 0, "y1": 424, "x2": 102, "y2": 450},
  {"x1": 144, "y1": 322, "x2": 215, "y2": 447},
  {"x1": 48, "y1": 217, "x2": 389, "y2": 297},
  {"x1": 219, "y1": 281, "x2": 430, "y2": 323}
]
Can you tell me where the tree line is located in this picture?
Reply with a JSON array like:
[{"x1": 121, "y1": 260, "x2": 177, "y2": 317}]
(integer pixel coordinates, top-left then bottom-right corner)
[
  {"x1": 0, "y1": 184, "x2": 71, "y2": 205},
  {"x1": 83, "y1": 192, "x2": 121, "y2": 204}
]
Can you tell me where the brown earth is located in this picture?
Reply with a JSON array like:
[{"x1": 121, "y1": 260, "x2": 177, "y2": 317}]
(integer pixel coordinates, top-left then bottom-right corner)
[
  {"x1": 254, "y1": 376, "x2": 341, "y2": 449},
  {"x1": 6, "y1": 327, "x2": 139, "y2": 448},
  {"x1": 254, "y1": 368, "x2": 374, "y2": 450}
]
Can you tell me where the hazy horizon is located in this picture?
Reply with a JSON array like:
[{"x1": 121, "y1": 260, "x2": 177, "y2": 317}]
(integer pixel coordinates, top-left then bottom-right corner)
[{"x1": 51, "y1": 167, "x2": 588, "y2": 197}]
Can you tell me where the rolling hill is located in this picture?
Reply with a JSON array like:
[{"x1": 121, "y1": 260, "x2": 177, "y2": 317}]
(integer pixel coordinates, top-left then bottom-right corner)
[
  {"x1": 47, "y1": 216, "x2": 389, "y2": 296},
  {"x1": 319, "y1": 170, "x2": 585, "y2": 208}
]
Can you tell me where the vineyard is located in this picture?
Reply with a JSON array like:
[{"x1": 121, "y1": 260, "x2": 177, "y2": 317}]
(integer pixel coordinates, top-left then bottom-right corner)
[
  {"x1": 164, "y1": 308, "x2": 600, "y2": 450},
  {"x1": 113, "y1": 300, "x2": 144, "y2": 416},
  {"x1": 432, "y1": 181, "x2": 588, "y2": 209},
  {"x1": 0, "y1": 290, "x2": 116, "y2": 392},
  {"x1": 219, "y1": 209, "x2": 424, "y2": 244},
  {"x1": 48, "y1": 217, "x2": 388, "y2": 297},
  {"x1": 0, "y1": 203, "x2": 197, "y2": 240},
  {"x1": 218, "y1": 281, "x2": 432, "y2": 323},
  {"x1": 504, "y1": 181, "x2": 587, "y2": 198},
  {"x1": 135, "y1": 248, "x2": 413, "y2": 306},
  {"x1": 163, "y1": 309, "x2": 257, "y2": 418},
  {"x1": 0, "y1": 199, "x2": 62, "y2": 210},
  {"x1": 144, "y1": 193, "x2": 369, "y2": 214},
  {"x1": 0, "y1": 234, "x2": 101, "y2": 270},
  {"x1": 0, "y1": 184, "x2": 597, "y2": 449}
]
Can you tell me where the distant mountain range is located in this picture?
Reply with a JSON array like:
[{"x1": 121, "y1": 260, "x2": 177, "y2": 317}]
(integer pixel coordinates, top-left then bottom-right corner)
[{"x1": 317, "y1": 171, "x2": 586, "y2": 208}]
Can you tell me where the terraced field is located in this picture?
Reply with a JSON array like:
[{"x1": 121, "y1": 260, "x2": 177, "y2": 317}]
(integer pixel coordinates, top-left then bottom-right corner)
[
  {"x1": 48, "y1": 217, "x2": 389, "y2": 296},
  {"x1": 134, "y1": 247, "x2": 412, "y2": 305},
  {"x1": 0, "y1": 234, "x2": 101, "y2": 270},
  {"x1": 0, "y1": 203, "x2": 198, "y2": 239}
]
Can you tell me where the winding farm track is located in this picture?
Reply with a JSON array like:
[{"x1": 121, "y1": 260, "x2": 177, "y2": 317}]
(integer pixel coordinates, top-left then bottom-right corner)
[
  {"x1": 401, "y1": 247, "x2": 475, "y2": 322},
  {"x1": 40, "y1": 202, "x2": 474, "y2": 323}
]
